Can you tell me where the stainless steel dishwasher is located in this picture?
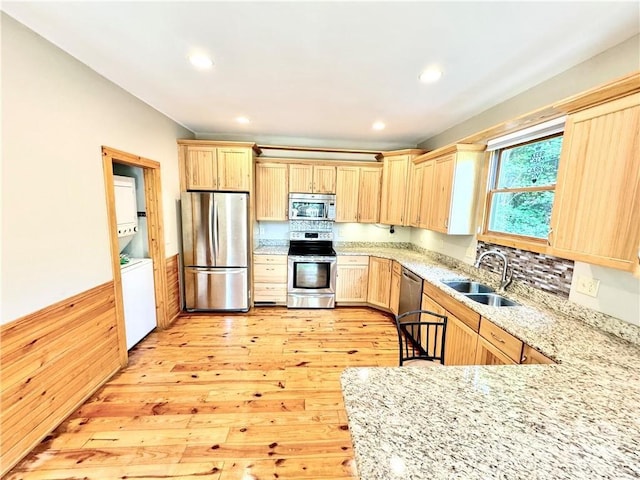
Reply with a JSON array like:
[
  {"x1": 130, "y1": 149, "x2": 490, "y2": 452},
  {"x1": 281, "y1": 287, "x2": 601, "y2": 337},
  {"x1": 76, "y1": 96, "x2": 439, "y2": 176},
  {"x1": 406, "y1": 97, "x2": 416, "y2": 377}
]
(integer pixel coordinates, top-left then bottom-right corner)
[{"x1": 398, "y1": 267, "x2": 423, "y2": 323}]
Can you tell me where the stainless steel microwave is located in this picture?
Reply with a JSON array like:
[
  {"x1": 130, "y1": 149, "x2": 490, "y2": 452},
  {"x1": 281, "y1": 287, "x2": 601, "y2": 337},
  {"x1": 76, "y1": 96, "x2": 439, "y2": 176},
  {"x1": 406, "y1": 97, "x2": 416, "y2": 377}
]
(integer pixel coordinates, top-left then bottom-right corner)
[{"x1": 288, "y1": 193, "x2": 336, "y2": 221}]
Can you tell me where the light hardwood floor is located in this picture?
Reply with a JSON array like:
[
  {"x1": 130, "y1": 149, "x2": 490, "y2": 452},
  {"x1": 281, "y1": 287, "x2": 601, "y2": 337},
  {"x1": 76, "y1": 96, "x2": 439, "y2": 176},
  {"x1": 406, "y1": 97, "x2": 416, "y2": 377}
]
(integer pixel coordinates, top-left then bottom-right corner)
[{"x1": 6, "y1": 307, "x2": 398, "y2": 480}]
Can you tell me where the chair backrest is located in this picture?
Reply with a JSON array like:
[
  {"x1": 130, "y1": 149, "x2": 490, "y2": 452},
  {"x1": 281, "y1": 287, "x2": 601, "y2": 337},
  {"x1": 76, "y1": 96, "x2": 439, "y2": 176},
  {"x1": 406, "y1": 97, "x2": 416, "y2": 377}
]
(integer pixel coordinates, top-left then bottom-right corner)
[{"x1": 394, "y1": 309, "x2": 448, "y2": 366}]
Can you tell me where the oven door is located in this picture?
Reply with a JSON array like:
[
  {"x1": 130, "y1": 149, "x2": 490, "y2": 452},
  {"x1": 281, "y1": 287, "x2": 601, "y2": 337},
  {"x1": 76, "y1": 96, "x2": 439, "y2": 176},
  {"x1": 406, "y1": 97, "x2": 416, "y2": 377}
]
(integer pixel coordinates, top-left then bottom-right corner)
[{"x1": 288, "y1": 255, "x2": 336, "y2": 294}]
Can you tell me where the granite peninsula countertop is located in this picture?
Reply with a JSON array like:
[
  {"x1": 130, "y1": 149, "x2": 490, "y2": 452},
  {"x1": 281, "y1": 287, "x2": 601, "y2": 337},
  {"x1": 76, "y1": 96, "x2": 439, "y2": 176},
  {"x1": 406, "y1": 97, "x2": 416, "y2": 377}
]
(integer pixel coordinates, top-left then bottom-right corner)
[{"x1": 255, "y1": 243, "x2": 640, "y2": 478}]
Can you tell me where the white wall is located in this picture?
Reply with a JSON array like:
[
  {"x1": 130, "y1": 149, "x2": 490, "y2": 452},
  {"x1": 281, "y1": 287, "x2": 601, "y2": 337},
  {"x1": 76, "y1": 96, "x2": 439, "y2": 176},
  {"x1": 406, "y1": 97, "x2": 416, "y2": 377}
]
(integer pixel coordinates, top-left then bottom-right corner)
[
  {"x1": 417, "y1": 35, "x2": 640, "y2": 325},
  {"x1": 257, "y1": 221, "x2": 411, "y2": 243},
  {"x1": 570, "y1": 263, "x2": 640, "y2": 327},
  {"x1": 411, "y1": 229, "x2": 476, "y2": 264},
  {"x1": 1, "y1": 14, "x2": 194, "y2": 324}
]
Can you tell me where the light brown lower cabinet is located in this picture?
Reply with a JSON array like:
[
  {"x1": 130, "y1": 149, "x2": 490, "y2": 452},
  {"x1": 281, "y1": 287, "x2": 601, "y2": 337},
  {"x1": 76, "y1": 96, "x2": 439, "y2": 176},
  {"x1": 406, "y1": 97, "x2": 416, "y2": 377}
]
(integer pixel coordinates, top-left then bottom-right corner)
[
  {"x1": 336, "y1": 256, "x2": 369, "y2": 303},
  {"x1": 367, "y1": 257, "x2": 392, "y2": 309},
  {"x1": 443, "y1": 314, "x2": 479, "y2": 365},
  {"x1": 521, "y1": 344, "x2": 555, "y2": 364},
  {"x1": 478, "y1": 317, "x2": 523, "y2": 363},
  {"x1": 475, "y1": 336, "x2": 517, "y2": 365},
  {"x1": 253, "y1": 255, "x2": 288, "y2": 304},
  {"x1": 389, "y1": 261, "x2": 402, "y2": 315}
]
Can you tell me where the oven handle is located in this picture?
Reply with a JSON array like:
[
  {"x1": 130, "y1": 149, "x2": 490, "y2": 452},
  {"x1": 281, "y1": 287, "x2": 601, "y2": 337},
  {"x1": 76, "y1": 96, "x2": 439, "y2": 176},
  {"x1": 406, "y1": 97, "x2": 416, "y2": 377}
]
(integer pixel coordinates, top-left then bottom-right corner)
[{"x1": 288, "y1": 255, "x2": 337, "y2": 263}]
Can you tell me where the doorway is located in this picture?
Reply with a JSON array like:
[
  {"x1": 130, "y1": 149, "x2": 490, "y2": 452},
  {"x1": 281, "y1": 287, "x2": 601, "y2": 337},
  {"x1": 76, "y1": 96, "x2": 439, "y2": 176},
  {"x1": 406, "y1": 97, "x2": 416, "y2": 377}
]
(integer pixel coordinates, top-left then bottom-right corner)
[{"x1": 102, "y1": 146, "x2": 169, "y2": 367}]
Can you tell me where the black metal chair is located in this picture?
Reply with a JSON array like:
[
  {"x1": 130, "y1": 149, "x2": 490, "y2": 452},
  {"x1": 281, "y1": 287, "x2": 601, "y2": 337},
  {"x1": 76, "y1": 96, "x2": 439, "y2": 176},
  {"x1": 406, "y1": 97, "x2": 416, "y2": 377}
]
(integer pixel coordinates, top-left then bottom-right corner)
[{"x1": 394, "y1": 309, "x2": 448, "y2": 366}]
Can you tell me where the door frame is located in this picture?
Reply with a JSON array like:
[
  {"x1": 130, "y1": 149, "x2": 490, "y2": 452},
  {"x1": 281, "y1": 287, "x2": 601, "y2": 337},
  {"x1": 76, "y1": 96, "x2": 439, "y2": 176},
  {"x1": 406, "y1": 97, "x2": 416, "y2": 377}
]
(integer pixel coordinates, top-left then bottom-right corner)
[{"x1": 102, "y1": 146, "x2": 169, "y2": 367}]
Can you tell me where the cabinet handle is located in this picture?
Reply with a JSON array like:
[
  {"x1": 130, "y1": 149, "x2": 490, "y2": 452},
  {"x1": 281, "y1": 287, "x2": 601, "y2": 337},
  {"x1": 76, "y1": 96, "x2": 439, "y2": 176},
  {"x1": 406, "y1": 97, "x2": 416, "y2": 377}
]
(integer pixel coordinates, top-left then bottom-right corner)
[
  {"x1": 547, "y1": 227, "x2": 553, "y2": 246},
  {"x1": 444, "y1": 218, "x2": 448, "y2": 228},
  {"x1": 490, "y1": 332, "x2": 505, "y2": 344},
  {"x1": 309, "y1": 182, "x2": 313, "y2": 190},
  {"x1": 521, "y1": 355, "x2": 527, "y2": 363}
]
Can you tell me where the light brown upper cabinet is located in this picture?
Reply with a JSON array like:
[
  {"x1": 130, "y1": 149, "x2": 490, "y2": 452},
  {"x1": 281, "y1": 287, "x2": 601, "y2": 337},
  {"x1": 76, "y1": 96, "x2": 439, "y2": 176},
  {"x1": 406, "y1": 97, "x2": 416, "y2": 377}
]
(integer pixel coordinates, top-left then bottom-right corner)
[
  {"x1": 335, "y1": 165, "x2": 382, "y2": 223},
  {"x1": 379, "y1": 150, "x2": 424, "y2": 226},
  {"x1": 412, "y1": 145, "x2": 485, "y2": 234},
  {"x1": 289, "y1": 164, "x2": 336, "y2": 194},
  {"x1": 256, "y1": 163, "x2": 289, "y2": 221},
  {"x1": 407, "y1": 162, "x2": 425, "y2": 227},
  {"x1": 358, "y1": 167, "x2": 383, "y2": 223},
  {"x1": 550, "y1": 92, "x2": 640, "y2": 272},
  {"x1": 178, "y1": 141, "x2": 257, "y2": 192}
]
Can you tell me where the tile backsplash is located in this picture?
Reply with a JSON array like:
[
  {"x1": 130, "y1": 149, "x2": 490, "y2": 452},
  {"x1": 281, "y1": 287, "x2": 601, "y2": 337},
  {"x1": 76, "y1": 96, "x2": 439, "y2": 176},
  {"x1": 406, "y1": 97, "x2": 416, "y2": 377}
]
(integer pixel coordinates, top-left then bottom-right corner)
[{"x1": 476, "y1": 241, "x2": 574, "y2": 298}]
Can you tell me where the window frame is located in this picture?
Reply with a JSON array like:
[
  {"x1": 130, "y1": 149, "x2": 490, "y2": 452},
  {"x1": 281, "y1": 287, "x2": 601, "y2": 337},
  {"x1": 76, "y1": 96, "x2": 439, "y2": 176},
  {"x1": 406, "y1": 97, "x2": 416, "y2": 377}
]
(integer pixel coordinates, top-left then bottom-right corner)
[{"x1": 481, "y1": 132, "x2": 563, "y2": 248}]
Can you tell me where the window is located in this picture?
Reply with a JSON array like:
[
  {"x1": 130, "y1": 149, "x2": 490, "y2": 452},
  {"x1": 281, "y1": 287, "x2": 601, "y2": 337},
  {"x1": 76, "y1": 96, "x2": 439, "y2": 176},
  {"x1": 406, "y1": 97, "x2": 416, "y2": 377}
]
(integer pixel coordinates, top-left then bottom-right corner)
[{"x1": 486, "y1": 134, "x2": 563, "y2": 240}]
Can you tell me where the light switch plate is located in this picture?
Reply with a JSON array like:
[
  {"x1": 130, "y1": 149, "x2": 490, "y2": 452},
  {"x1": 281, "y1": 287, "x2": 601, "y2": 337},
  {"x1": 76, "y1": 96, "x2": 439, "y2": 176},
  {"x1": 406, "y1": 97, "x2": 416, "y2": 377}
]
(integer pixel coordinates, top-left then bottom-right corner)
[{"x1": 576, "y1": 275, "x2": 600, "y2": 297}]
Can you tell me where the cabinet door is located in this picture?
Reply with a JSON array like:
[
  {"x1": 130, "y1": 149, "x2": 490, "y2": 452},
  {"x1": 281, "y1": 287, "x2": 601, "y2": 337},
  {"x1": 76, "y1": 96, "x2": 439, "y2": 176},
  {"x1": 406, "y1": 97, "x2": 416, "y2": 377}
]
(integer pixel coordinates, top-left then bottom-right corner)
[
  {"x1": 429, "y1": 154, "x2": 454, "y2": 232},
  {"x1": 418, "y1": 161, "x2": 435, "y2": 229},
  {"x1": 475, "y1": 337, "x2": 517, "y2": 365},
  {"x1": 313, "y1": 165, "x2": 336, "y2": 193},
  {"x1": 521, "y1": 345, "x2": 555, "y2": 364},
  {"x1": 217, "y1": 148, "x2": 251, "y2": 191},
  {"x1": 185, "y1": 147, "x2": 217, "y2": 190},
  {"x1": 380, "y1": 155, "x2": 409, "y2": 225},
  {"x1": 443, "y1": 313, "x2": 478, "y2": 366},
  {"x1": 256, "y1": 163, "x2": 288, "y2": 220},
  {"x1": 550, "y1": 93, "x2": 640, "y2": 271},
  {"x1": 389, "y1": 262, "x2": 401, "y2": 315},
  {"x1": 407, "y1": 163, "x2": 424, "y2": 227},
  {"x1": 336, "y1": 264, "x2": 369, "y2": 302},
  {"x1": 367, "y1": 257, "x2": 392, "y2": 309},
  {"x1": 358, "y1": 167, "x2": 382, "y2": 223},
  {"x1": 335, "y1": 167, "x2": 359, "y2": 222},
  {"x1": 421, "y1": 294, "x2": 446, "y2": 359},
  {"x1": 289, "y1": 164, "x2": 314, "y2": 193}
]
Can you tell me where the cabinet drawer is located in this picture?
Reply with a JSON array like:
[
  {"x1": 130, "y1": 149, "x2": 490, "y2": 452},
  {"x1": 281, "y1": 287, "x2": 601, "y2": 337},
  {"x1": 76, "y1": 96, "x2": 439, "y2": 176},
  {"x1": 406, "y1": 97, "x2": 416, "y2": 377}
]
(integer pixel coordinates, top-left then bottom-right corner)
[
  {"x1": 254, "y1": 284, "x2": 287, "y2": 296},
  {"x1": 254, "y1": 254, "x2": 287, "y2": 265},
  {"x1": 338, "y1": 255, "x2": 369, "y2": 265},
  {"x1": 254, "y1": 264, "x2": 287, "y2": 283},
  {"x1": 479, "y1": 318, "x2": 523, "y2": 363},
  {"x1": 422, "y1": 281, "x2": 480, "y2": 332}
]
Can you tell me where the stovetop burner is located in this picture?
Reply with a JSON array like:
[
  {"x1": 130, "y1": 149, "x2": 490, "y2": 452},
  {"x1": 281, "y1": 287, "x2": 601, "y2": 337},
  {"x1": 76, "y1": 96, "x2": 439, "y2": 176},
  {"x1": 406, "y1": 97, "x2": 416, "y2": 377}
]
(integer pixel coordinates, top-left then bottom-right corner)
[{"x1": 288, "y1": 240, "x2": 336, "y2": 257}]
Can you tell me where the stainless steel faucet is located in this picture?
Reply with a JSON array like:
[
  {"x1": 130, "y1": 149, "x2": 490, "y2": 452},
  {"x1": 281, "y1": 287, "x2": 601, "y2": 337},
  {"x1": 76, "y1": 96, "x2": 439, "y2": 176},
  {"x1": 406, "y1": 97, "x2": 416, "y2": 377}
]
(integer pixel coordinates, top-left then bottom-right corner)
[{"x1": 474, "y1": 250, "x2": 513, "y2": 292}]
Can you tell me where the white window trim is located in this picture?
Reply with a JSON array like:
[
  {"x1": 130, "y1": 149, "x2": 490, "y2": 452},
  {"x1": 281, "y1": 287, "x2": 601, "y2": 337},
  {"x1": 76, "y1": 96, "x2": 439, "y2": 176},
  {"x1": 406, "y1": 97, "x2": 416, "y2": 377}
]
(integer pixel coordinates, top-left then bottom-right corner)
[{"x1": 486, "y1": 116, "x2": 566, "y2": 152}]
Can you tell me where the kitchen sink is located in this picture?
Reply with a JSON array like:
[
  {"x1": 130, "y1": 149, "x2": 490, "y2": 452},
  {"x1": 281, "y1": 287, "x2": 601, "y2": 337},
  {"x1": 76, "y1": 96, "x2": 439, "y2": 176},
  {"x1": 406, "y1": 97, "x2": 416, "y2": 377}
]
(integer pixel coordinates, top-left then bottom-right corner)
[
  {"x1": 465, "y1": 293, "x2": 520, "y2": 307},
  {"x1": 441, "y1": 280, "x2": 495, "y2": 294}
]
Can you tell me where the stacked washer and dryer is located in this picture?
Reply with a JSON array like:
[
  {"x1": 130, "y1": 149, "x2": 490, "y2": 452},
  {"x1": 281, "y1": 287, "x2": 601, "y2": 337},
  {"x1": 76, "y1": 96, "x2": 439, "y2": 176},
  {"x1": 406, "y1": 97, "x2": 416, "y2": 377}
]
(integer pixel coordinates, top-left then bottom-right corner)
[{"x1": 113, "y1": 175, "x2": 156, "y2": 350}]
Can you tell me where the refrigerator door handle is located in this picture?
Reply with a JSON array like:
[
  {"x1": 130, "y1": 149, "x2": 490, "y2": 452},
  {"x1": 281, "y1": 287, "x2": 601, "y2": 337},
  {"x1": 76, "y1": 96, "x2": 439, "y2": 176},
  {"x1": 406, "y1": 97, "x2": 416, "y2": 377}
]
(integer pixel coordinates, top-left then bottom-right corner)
[
  {"x1": 188, "y1": 267, "x2": 245, "y2": 274},
  {"x1": 207, "y1": 195, "x2": 214, "y2": 265},
  {"x1": 213, "y1": 200, "x2": 220, "y2": 263}
]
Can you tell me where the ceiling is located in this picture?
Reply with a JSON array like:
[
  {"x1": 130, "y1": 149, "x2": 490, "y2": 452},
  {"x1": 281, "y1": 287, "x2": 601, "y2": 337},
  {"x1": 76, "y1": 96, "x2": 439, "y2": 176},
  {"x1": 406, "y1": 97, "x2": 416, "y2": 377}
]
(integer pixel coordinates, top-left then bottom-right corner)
[{"x1": 2, "y1": 1, "x2": 639, "y2": 149}]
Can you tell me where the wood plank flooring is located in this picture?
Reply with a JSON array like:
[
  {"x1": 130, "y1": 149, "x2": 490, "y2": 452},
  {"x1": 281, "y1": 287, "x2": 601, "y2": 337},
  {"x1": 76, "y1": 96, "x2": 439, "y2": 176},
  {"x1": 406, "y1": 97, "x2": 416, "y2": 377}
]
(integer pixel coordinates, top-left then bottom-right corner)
[{"x1": 6, "y1": 307, "x2": 398, "y2": 480}]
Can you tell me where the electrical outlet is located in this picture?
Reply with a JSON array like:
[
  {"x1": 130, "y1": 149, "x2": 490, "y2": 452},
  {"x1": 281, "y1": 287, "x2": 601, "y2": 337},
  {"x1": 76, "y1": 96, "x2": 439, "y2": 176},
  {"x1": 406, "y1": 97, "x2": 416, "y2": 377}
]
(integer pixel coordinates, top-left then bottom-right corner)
[{"x1": 576, "y1": 275, "x2": 600, "y2": 297}]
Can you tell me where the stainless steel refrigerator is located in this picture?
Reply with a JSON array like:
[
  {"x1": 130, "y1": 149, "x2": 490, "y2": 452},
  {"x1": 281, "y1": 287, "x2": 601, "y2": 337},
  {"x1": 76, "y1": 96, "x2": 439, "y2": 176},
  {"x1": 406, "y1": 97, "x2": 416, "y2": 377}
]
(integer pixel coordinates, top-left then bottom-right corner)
[{"x1": 181, "y1": 192, "x2": 249, "y2": 311}]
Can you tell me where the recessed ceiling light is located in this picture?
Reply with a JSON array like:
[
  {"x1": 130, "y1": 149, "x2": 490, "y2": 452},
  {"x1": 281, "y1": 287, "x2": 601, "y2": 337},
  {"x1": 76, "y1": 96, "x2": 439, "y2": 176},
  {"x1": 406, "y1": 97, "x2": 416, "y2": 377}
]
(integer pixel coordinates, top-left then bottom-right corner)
[
  {"x1": 189, "y1": 53, "x2": 213, "y2": 70},
  {"x1": 419, "y1": 66, "x2": 443, "y2": 83},
  {"x1": 236, "y1": 116, "x2": 250, "y2": 124},
  {"x1": 372, "y1": 121, "x2": 386, "y2": 131}
]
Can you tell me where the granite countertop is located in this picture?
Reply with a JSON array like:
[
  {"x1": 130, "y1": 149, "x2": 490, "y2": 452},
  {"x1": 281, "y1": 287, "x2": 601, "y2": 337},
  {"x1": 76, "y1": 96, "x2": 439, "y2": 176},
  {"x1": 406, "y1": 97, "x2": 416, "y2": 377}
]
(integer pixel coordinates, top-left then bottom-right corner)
[
  {"x1": 342, "y1": 364, "x2": 640, "y2": 480},
  {"x1": 254, "y1": 243, "x2": 640, "y2": 478}
]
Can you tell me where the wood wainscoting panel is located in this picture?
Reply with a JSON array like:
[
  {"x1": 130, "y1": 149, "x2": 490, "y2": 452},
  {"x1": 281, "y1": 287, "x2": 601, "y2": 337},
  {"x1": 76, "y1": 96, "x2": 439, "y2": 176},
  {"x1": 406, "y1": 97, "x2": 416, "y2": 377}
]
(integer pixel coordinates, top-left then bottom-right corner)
[
  {"x1": 166, "y1": 254, "x2": 181, "y2": 323},
  {"x1": 0, "y1": 282, "x2": 121, "y2": 476}
]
